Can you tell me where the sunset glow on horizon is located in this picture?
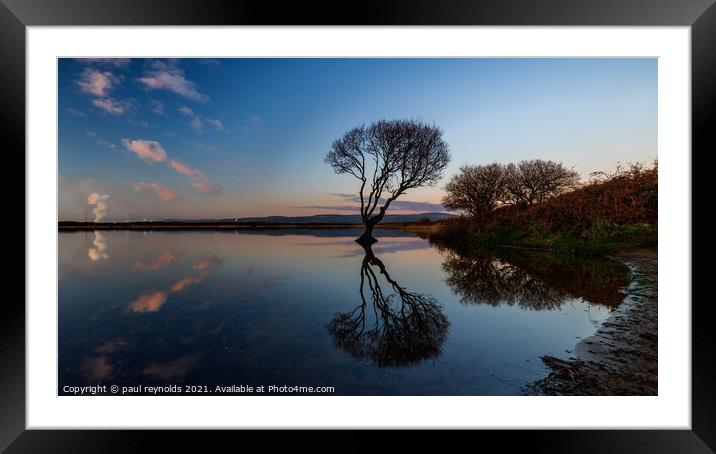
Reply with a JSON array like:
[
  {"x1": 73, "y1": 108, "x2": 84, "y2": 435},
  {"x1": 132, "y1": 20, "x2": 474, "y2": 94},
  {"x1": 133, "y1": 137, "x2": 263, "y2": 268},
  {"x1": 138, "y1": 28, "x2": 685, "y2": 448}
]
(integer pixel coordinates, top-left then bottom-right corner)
[{"x1": 59, "y1": 58, "x2": 656, "y2": 221}]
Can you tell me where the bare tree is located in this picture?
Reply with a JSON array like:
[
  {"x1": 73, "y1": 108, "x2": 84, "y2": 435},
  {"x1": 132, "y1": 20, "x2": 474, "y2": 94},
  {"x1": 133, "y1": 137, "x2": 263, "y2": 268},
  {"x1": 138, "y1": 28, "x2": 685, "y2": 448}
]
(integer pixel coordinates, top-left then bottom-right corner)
[
  {"x1": 325, "y1": 119, "x2": 451, "y2": 244},
  {"x1": 504, "y1": 160, "x2": 579, "y2": 208},
  {"x1": 442, "y1": 163, "x2": 507, "y2": 220}
]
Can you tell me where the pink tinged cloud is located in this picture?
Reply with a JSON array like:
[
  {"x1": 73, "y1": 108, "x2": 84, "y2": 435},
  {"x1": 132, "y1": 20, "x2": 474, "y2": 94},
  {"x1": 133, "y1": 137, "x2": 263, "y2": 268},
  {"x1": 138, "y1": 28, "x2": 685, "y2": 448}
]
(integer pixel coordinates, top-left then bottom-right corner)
[
  {"x1": 120, "y1": 139, "x2": 219, "y2": 196},
  {"x1": 76, "y1": 68, "x2": 117, "y2": 97},
  {"x1": 91, "y1": 98, "x2": 127, "y2": 115},
  {"x1": 191, "y1": 179, "x2": 221, "y2": 195},
  {"x1": 167, "y1": 160, "x2": 221, "y2": 195},
  {"x1": 128, "y1": 290, "x2": 168, "y2": 313},
  {"x1": 122, "y1": 139, "x2": 167, "y2": 162},
  {"x1": 168, "y1": 160, "x2": 199, "y2": 177},
  {"x1": 132, "y1": 181, "x2": 175, "y2": 202},
  {"x1": 137, "y1": 68, "x2": 208, "y2": 102}
]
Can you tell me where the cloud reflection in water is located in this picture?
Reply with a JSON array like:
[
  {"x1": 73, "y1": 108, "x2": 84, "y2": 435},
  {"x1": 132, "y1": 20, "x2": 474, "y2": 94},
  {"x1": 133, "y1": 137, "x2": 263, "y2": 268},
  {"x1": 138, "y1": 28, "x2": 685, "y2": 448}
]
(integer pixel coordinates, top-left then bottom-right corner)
[{"x1": 87, "y1": 231, "x2": 109, "y2": 261}]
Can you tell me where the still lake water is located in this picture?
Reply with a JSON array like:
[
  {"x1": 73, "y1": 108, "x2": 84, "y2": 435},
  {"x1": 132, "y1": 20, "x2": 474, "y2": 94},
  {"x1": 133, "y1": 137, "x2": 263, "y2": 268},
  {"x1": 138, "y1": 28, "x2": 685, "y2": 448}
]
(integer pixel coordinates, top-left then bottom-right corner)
[{"x1": 59, "y1": 229, "x2": 630, "y2": 395}]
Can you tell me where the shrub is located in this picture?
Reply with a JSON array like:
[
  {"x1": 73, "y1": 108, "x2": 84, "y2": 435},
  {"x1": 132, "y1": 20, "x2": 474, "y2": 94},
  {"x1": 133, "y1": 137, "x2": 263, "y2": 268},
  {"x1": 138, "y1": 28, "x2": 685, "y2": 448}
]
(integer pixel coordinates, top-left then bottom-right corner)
[
  {"x1": 497, "y1": 161, "x2": 658, "y2": 232},
  {"x1": 430, "y1": 161, "x2": 657, "y2": 255}
]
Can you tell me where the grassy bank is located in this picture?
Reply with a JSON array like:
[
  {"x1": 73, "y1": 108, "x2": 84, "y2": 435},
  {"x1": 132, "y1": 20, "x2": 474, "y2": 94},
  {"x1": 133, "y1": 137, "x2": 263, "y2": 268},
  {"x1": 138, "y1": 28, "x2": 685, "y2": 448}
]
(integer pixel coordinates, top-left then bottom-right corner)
[{"x1": 428, "y1": 162, "x2": 657, "y2": 256}]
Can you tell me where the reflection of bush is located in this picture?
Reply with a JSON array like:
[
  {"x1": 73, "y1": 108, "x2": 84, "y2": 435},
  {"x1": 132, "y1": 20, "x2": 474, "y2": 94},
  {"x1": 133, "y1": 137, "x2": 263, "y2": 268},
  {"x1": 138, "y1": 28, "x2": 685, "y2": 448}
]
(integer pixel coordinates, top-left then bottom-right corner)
[
  {"x1": 327, "y1": 245, "x2": 449, "y2": 368},
  {"x1": 439, "y1": 245, "x2": 630, "y2": 310}
]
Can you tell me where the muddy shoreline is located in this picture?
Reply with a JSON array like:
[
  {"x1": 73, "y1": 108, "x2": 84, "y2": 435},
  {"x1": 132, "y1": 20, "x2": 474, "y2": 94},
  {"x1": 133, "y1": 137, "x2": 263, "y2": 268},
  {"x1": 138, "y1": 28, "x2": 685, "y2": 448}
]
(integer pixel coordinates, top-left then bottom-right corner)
[{"x1": 524, "y1": 249, "x2": 657, "y2": 395}]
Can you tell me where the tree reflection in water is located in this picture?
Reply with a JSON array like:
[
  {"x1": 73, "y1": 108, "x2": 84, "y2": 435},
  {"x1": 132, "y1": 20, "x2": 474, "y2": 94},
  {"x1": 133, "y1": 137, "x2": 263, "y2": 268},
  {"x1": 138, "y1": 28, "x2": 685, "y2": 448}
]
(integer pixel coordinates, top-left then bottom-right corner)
[
  {"x1": 327, "y1": 244, "x2": 449, "y2": 368},
  {"x1": 439, "y1": 245, "x2": 630, "y2": 310}
]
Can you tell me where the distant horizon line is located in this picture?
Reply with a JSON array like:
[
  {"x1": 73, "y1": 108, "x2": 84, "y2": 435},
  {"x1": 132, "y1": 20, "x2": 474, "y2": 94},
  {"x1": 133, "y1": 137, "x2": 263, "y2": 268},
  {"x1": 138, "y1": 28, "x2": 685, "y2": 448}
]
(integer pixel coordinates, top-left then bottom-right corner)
[{"x1": 59, "y1": 211, "x2": 456, "y2": 223}]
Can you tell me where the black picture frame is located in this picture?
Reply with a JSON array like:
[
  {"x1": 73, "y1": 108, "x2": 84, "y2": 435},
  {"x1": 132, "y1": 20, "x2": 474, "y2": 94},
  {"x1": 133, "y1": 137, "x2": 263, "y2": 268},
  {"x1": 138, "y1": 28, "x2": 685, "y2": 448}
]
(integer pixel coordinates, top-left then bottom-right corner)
[{"x1": 3, "y1": 0, "x2": 712, "y2": 451}]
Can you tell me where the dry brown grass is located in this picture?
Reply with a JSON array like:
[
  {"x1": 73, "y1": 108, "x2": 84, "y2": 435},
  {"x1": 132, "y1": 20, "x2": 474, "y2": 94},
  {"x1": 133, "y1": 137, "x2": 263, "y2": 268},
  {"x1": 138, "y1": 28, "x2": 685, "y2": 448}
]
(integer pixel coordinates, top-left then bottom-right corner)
[
  {"x1": 430, "y1": 161, "x2": 658, "y2": 253},
  {"x1": 504, "y1": 161, "x2": 657, "y2": 231}
]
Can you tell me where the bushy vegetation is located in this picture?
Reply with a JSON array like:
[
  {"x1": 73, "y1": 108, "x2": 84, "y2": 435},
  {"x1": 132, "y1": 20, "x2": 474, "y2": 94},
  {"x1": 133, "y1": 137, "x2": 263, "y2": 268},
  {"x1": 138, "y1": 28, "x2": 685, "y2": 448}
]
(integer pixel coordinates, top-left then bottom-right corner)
[{"x1": 432, "y1": 161, "x2": 657, "y2": 255}]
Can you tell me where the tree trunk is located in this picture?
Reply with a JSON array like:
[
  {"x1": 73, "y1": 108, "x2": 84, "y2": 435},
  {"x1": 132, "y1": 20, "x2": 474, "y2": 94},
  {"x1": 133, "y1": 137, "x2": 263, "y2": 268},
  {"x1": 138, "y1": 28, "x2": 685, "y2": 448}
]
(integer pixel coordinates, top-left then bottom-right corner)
[{"x1": 356, "y1": 221, "x2": 378, "y2": 245}]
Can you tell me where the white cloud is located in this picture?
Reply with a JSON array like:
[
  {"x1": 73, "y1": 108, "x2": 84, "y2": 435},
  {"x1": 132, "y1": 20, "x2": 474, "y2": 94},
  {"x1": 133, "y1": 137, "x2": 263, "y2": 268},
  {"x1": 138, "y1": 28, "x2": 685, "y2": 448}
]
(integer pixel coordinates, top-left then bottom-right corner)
[
  {"x1": 76, "y1": 58, "x2": 131, "y2": 68},
  {"x1": 150, "y1": 99, "x2": 165, "y2": 116},
  {"x1": 92, "y1": 98, "x2": 130, "y2": 115},
  {"x1": 87, "y1": 193, "x2": 109, "y2": 221},
  {"x1": 177, "y1": 106, "x2": 194, "y2": 117},
  {"x1": 97, "y1": 140, "x2": 116, "y2": 149},
  {"x1": 205, "y1": 118, "x2": 224, "y2": 131},
  {"x1": 121, "y1": 139, "x2": 168, "y2": 162},
  {"x1": 189, "y1": 116, "x2": 204, "y2": 132},
  {"x1": 137, "y1": 62, "x2": 208, "y2": 102},
  {"x1": 66, "y1": 107, "x2": 87, "y2": 117},
  {"x1": 198, "y1": 59, "x2": 221, "y2": 67},
  {"x1": 86, "y1": 131, "x2": 117, "y2": 149}
]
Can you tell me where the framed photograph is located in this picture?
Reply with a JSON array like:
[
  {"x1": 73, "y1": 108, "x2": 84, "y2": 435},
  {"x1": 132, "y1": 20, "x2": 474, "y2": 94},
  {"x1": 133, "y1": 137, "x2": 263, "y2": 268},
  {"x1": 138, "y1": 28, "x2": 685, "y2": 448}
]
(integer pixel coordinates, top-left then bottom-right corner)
[{"x1": 6, "y1": 0, "x2": 712, "y2": 450}]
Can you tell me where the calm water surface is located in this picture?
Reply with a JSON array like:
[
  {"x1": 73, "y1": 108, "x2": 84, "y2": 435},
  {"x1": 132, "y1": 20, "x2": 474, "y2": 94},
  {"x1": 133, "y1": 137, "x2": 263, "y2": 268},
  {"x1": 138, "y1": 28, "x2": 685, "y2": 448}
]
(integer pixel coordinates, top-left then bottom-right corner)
[{"x1": 59, "y1": 229, "x2": 629, "y2": 395}]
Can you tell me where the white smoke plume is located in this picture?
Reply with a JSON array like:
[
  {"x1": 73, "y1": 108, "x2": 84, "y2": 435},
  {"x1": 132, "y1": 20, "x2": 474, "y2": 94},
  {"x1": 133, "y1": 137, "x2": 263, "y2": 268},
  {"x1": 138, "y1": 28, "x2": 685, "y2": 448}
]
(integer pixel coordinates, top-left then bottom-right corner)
[{"x1": 87, "y1": 193, "x2": 110, "y2": 222}]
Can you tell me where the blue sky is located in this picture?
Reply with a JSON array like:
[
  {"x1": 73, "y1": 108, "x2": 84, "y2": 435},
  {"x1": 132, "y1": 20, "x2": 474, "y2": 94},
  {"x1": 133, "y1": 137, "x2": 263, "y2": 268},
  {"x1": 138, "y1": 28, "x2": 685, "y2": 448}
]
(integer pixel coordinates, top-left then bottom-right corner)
[{"x1": 58, "y1": 58, "x2": 657, "y2": 221}]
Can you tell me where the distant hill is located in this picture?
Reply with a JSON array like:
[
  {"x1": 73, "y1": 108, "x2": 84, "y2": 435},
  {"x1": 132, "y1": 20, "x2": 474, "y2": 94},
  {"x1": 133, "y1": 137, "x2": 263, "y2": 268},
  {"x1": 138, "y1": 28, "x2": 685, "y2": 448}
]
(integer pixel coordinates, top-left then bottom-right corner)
[
  {"x1": 161, "y1": 212, "x2": 455, "y2": 224},
  {"x1": 58, "y1": 213, "x2": 456, "y2": 230}
]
